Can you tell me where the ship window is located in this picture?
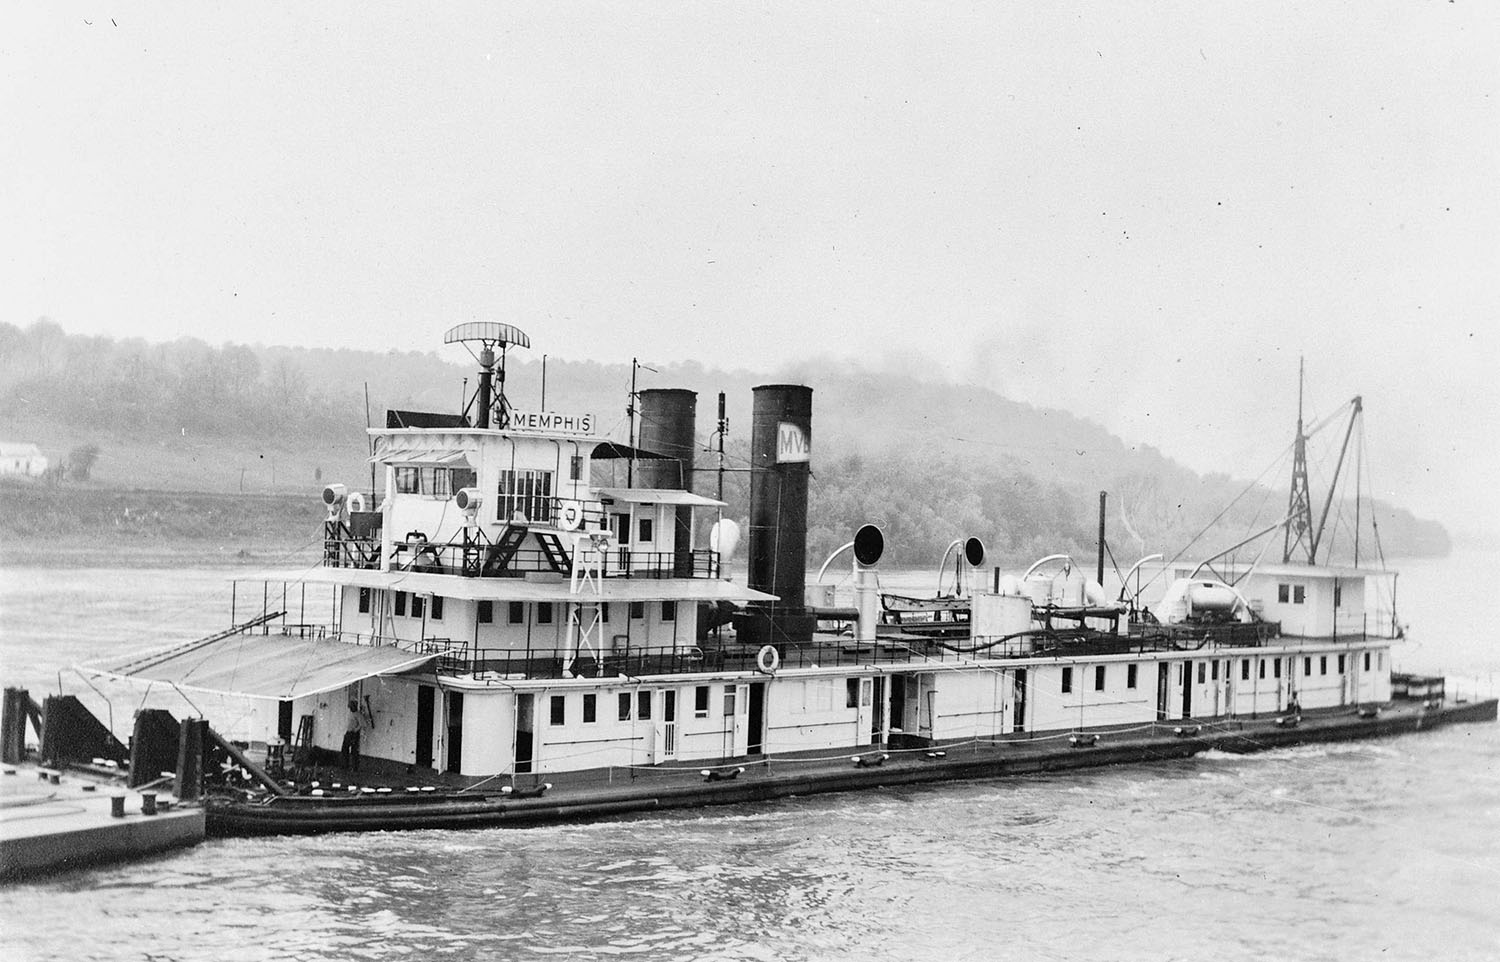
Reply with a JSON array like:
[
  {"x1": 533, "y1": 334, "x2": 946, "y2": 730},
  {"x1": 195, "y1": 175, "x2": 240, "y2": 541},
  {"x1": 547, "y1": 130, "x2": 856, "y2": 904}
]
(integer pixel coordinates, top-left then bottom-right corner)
[
  {"x1": 478, "y1": 600, "x2": 493, "y2": 624},
  {"x1": 1211, "y1": 661, "x2": 1219, "y2": 681},
  {"x1": 638, "y1": 691, "x2": 652, "y2": 720},
  {"x1": 549, "y1": 695, "x2": 565, "y2": 726},
  {"x1": 569, "y1": 455, "x2": 583, "y2": 481},
  {"x1": 1197, "y1": 662, "x2": 1206, "y2": 684},
  {"x1": 411, "y1": 594, "x2": 425, "y2": 619},
  {"x1": 1061, "y1": 667, "x2": 1073, "y2": 694},
  {"x1": 508, "y1": 601, "x2": 525, "y2": 625},
  {"x1": 395, "y1": 591, "x2": 408, "y2": 617},
  {"x1": 496, "y1": 468, "x2": 554, "y2": 524},
  {"x1": 1094, "y1": 666, "x2": 1106, "y2": 691},
  {"x1": 1338, "y1": 654, "x2": 1346, "y2": 673},
  {"x1": 426, "y1": 468, "x2": 452, "y2": 500},
  {"x1": 638, "y1": 517, "x2": 654, "y2": 543},
  {"x1": 618, "y1": 693, "x2": 632, "y2": 721},
  {"x1": 396, "y1": 466, "x2": 421, "y2": 494},
  {"x1": 846, "y1": 678, "x2": 859, "y2": 708},
  {"x1": 1293, "y1": 585, "x2": 1305, "y2": 604},
  {"x1": 1126, "y1": 664, "x2": 1138, "y2": 689},
  {"x1": 1274, "y1": 658, "x2": 1282, "y2": 679},
  {"x1": 1304, "y1": 657, "x2": 1313, "y2": 676},
  {"x1": 1277, "y1": 584, "x2": 1289, "y2": 603},
  {"x1": 1319, "y1": 656, "x2": 1327, "y2": 675},
  {"x1": 661, "y1": 601, "x2": 676, "y2": 622},
  {"x1": 1259, "y1": 659, "x2": 1266, "y2": 679},
  {"x1": 431, "y1": 596, "x2": 444, "y2": 621},
  {"x1": 629, "y1": 601, "x2": 645, "y2": 620},
  {"x1": 724, "y1": 688, "x2": 737, "y2": 716},
  {"x1": 538, "y1": 603, "x2": 554, "y2": 625},
  {"x1": 1363, "y1": 651, "x2": 1371, "y2": 671},
  {"x1": 694, "y1": 685, "x2": 711, "y2": 717},
  {"x1": 450, "y1": 467, "x2": 477, "y2": 493},
  {"x1": 583, "y1": 694, "x2": 597, "y2": 724},
  {"x1": 1241, "y1": 659, "x2": 1250, "y2": 681},
  {"x1": 358, "y1": 587, "x2": 371, "y2": 614}
]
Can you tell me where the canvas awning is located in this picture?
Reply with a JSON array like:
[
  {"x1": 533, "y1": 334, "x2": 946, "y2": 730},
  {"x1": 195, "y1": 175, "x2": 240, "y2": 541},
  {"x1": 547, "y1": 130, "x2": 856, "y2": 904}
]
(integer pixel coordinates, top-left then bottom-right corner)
[
  {"x1": 597, "y1": 487, "x2": 726, "y2": 508},
  {"x1": 369, "y1": 448, "x2": 473, "y2": 467},
  {"x1": 81, "y1": 634, "x2": 436, "y2": 701}
]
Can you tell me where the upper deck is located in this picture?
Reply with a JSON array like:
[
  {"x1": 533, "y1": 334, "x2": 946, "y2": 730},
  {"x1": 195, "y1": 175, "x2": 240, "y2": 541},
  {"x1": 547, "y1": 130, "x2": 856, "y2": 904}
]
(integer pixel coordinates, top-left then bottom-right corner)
[{"x1": 322, "y1": 420, "x2": 727, "y2": 581}]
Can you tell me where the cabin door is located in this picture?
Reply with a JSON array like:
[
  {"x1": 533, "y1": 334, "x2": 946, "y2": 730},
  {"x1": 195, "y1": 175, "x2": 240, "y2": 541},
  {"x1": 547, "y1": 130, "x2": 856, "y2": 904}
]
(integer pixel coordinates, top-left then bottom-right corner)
[
  {"x1": 514, "y1": 693, "x2": 535, "y2": 774},
  {"x1": 1013, "y1": 669, "x2": 1028, "y2": 733},
  {"x1": 853, "y1": 678, "x2": 875, "y2": 747},
  {"x1": 917, "y1": 674, "x2": 936, "y2": 738},
  {"x1": 654, "y1": 690, "x2": 678, "y2": 762},
  {"x1": 725, "y1": 684, "x2": 749, "y2": 757},
  {"x1": 747, "y1": 682, "x2": 766, "y2": 755},
  {"x1": 416, "y1": 685, "x2": 436, "y2": 768},
  {"x1": 1180, "y1": 662, "x2": 1193, "y2": 719},
  {"x1": 1155, "y1": 663, "x2": 1169, "y2": 721},
  {"x1": 445, "y1": 691, "x2": 464, "y2": 774},
  {"x1": 870, "y1": 676, "x2": 886, "y2": 745}
]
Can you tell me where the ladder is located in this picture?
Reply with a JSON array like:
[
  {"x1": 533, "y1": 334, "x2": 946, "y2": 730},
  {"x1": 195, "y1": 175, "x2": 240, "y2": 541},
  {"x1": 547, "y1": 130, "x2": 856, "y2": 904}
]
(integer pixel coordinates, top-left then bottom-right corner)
[
  {"x1": 534, "y1": 532, "x2": 573, "y2": 575},
  {"x1": 482, "y1": 524, "x2": 529, "y2": 575}
]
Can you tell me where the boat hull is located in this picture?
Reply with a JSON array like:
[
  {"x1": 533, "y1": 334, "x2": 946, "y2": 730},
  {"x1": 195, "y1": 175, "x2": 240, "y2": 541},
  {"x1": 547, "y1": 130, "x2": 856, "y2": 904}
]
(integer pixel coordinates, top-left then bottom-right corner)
[{"x1": 206, "y1": 697, "x2": 1496, "y2": 837}]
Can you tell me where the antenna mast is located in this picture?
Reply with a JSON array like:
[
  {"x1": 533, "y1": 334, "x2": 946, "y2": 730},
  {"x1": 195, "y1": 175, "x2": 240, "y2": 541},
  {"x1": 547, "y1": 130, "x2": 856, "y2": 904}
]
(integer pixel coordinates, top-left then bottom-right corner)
[{"x1": 444, "y1": 322, "x2": 531, "y2": 429}]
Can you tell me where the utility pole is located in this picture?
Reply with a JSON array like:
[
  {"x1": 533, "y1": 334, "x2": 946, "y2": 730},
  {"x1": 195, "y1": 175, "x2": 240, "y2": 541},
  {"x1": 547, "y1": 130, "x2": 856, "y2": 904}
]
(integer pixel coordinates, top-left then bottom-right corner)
[
  {"x1": 627, "y1": 358, "x2": 637, "y2": 487},
  {"x1": 716, "y1": 391, "x2": 728, "y2": 502}
]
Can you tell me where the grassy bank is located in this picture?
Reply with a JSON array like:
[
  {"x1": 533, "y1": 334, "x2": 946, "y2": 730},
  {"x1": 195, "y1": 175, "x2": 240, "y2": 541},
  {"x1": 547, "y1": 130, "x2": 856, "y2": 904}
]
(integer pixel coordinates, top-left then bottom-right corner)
[{"x1": 0, "y1": 479, "x2": 325, "y2": 567}]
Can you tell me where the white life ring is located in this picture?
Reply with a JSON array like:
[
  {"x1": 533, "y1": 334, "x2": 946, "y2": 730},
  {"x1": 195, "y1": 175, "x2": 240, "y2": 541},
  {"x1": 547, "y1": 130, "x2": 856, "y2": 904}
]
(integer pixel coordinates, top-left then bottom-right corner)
[
  {"x1": 756, "y1": 645, "x2": 780, "y2": 674},
  {"x1": 557, "y1": 500, "x2": 584, "y2": 531}
]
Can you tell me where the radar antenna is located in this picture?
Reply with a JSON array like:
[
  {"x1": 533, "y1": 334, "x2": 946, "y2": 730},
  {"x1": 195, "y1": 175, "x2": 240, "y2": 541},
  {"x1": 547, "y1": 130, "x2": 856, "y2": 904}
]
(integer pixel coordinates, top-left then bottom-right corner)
[{"x1": 444, "y1": 322, "x2": 531, "y2": 429}]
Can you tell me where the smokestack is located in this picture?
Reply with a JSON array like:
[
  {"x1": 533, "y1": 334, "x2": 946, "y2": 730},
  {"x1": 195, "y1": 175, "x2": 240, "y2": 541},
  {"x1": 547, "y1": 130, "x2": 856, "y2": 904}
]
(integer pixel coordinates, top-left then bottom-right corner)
[
  {"x1": 739, "y1": 384, "x2": 816, "y2": 647},
  {"x1": 637, "y1": 388, "x2": 698, "y2": 576},
  {"x1": 636, "y1": 389, "x2": 697, "y2": 489}
]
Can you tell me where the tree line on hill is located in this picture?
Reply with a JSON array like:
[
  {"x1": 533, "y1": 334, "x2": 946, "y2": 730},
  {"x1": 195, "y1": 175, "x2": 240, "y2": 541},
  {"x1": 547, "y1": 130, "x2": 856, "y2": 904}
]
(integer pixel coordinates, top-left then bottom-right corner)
[{"x1": 0, "y1": 319, "x2": 1449, "y2": 566}]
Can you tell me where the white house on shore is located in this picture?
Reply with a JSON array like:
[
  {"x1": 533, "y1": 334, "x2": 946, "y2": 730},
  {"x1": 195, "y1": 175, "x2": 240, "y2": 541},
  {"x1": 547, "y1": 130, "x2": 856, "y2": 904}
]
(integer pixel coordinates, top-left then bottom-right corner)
[{"x1": 0, "y1": 442, "x2": 48, "y2": 477}]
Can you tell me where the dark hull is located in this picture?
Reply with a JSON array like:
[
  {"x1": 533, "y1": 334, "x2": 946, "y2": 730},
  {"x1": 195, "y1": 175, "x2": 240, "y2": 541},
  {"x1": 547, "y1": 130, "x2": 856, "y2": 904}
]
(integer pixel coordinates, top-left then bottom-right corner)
[{"x1": 207, "y1": 698, "x2": 1497, "y2": 837}]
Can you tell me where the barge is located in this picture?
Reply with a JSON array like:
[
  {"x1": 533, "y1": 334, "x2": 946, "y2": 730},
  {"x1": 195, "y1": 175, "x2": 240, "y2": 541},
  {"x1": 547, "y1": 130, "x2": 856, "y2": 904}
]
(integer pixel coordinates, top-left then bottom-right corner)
[{"x1": 64, "y1": 325, "x2": 1495, "y2": 835}]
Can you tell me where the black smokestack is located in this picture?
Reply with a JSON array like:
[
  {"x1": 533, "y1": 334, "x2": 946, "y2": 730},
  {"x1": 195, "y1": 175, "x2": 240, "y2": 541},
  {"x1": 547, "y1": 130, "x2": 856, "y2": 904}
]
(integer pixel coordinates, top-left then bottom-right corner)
[
  {"x1": 740, "y1": 384, "x2": 815, "y2": 647},
  {"x1": 636, "y1": 388, "x2": 697, "y2": 489},
  {"x1": 637, "y1": 388, "x2": 698, "y2": 576}
]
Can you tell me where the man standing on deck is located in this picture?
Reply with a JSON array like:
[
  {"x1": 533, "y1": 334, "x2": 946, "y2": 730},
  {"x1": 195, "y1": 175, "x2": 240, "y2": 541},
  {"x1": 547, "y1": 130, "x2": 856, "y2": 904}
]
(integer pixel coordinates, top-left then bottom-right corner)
[{"x1": 342, "y1": 698, "x2": 366, "y2": 771}]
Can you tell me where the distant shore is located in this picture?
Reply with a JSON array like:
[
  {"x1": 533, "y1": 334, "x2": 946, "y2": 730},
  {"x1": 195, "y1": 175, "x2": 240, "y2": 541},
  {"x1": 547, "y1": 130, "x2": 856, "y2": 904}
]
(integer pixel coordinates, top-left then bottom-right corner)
[{"x1": 0, "y1": 481, "x2": 324, "y2": 568}]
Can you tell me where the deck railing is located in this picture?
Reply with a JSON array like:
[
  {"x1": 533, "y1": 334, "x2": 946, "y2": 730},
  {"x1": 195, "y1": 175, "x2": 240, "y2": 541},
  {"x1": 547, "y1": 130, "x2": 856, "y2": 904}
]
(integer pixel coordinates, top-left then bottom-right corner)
[{"x1": 323, "y1": 524, "x2": 721, "y2": 580}]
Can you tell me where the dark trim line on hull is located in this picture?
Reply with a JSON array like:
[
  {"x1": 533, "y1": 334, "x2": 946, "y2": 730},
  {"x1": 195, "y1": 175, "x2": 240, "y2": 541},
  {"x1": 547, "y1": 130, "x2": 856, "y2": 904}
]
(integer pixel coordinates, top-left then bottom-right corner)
[{"x1": 206, "y1": 698, "x2": 1498, "y2": 837}]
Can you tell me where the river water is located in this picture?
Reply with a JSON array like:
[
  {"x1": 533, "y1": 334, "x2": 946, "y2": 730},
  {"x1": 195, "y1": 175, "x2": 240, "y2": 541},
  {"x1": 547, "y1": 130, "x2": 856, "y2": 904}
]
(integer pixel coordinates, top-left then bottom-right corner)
[{"x1": 1, "y1": 553, "x2": 1497, "y2": 961}]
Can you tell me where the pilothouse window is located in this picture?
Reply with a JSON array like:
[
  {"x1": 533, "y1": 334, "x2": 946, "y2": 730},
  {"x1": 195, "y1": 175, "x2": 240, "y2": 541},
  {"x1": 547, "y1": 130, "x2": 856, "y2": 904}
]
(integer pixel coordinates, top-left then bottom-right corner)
[{"x1": 496, "y1": 469, "x2": 554, "y2": 523}]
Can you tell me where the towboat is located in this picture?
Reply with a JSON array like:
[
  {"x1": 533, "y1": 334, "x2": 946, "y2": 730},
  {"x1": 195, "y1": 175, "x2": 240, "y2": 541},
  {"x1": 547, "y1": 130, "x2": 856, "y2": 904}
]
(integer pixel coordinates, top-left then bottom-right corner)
[{"x1": 40, "y1": 327, "x2": 1492, "y2": 835}]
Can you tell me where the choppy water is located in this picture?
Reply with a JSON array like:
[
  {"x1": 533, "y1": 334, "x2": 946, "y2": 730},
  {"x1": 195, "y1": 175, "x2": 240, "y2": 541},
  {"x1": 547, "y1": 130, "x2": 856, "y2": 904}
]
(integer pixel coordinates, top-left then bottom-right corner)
[{"x1": 2, "y1": 555, "x2": 1498, "y2": 961}]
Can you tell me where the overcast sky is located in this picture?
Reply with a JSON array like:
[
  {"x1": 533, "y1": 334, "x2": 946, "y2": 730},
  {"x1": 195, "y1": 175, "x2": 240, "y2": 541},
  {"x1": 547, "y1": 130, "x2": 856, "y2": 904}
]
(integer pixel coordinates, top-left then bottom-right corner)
[{"x1": 4, "y1": 5, "x2": 1496, "y2": 532}]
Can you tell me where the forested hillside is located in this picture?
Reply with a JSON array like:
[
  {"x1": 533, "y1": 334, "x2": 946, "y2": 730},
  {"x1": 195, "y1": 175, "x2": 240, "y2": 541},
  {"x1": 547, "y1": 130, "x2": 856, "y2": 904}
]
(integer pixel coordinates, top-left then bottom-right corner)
[{"x1": 1, "y1": 319, "x2": 1449, "y2": 568}]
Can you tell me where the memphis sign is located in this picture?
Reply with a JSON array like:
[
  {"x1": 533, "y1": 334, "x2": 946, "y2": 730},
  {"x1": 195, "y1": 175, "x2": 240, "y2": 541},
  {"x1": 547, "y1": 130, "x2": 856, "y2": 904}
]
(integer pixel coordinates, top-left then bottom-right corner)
[
  {"x1": 776, "y1": 422, "x2": 810, "y2": 463},
  {"x1": 509, "y1": 411, "x2": 597, "y2": 435}
]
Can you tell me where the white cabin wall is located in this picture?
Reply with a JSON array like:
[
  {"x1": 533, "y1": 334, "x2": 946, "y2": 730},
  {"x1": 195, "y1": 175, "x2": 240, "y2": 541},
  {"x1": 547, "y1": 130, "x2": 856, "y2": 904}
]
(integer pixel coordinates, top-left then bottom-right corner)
[
  {"x1": 929, "y1": 671, "x2": 1008, "y2": 740},
  {"x1": 458, "y1": 689, "x2": 513, "y2": 775},
  {"x1": 763, "y1": 675, "x2": 863, "y2": 754}
]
